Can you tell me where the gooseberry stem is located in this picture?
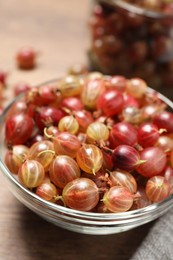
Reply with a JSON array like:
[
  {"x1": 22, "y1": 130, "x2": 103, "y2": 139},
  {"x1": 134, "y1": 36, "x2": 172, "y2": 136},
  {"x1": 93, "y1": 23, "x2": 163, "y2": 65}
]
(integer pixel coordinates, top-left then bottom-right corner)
[
  {"x1": 92, "y1": 168, "x2": 96, "y2": 175},
  {"x1": 38, "y1": 149, "x2": 55, "y2": 157},
  {"x1": 136, "y1": 160, "x2": 147, "y2": 166},
  {"x1": 159, "y1": 128, "x2": 167, "y2": 134},
  {"x1": 54, "y1": 195, "x2": 66, "y2": 206},
  {"x1": 44, "y1": 127, "x2": 54, "y2": 138},
  {"x1": 100, "y1": 146, "x2": 113, "y2": 155}
]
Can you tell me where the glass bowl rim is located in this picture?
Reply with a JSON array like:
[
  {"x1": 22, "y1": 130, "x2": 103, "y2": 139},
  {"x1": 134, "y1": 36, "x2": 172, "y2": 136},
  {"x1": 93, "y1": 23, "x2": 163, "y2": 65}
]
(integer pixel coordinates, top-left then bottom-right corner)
[
  {"x1": 0, "y1": 77, "x2": 173, "y2": 221},
  {"x1": 101, "y1": 0, "x2": 173, "y2": 19}
]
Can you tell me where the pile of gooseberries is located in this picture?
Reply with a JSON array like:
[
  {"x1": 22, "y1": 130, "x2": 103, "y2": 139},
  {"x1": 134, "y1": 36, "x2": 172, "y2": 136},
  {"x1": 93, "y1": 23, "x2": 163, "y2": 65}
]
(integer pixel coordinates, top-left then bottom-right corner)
[
  {"x1": 3, "y1": 71, "x2": 173, "y2": 213},
  {"x1": 88, "y1": 1, "x2": 173, "y2": 98}
]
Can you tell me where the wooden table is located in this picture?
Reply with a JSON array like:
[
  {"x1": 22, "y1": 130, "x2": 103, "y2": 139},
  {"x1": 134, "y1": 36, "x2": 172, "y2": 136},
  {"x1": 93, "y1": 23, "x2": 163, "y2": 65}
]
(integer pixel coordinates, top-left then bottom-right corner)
[{"x1": 1, "y1": 1, "x2": 173, "y2": 259}]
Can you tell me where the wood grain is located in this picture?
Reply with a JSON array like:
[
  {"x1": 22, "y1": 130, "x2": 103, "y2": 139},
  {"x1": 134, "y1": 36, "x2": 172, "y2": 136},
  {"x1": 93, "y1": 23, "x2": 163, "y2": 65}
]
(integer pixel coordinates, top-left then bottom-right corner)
[{"x1": 0, "y1": 1, "x2": 173, "y2": 259}]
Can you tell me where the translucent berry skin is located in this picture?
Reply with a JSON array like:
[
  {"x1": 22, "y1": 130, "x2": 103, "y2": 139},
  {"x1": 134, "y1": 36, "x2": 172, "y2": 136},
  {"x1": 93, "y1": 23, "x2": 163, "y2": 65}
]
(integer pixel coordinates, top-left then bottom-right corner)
[
  {"x1": 153, "y1": 111, "x2": 173, "y2": 133},
  {"x1": 109, "y1": 122, "x2": 137, "y2": 148},
  {"x1": 137, "y1": 147, "x2": 167, "y2": 177},
  {"x1": 126, "y1": 78, "x2": 147, "y2": 99},
  {"x1": 97, "y1": 89, "x2": 124, "y2": 116},
  {"x1": 81, "y1": 78, "x2": 105, "y2": 110},
  {"x1": 58, "y1": 75, "x2": 83, "y2": 97},
  {"x1": 137, "y1": 122, "x2": 160, "y2": 147},
  {"x1": 86, "y1": 122, "x2": 109, "y2": 142},
  {"x1": 5, "y1": 100, "x2": 28, "y2": 119},
  {"x1": 34, "y1": 106, "x2": 64, "y2": 131},
  {"x1": 29, "y1": 85, "x2": 61, "y2": 106},
  {"x1": 5, "y1": 145, "x2": 29, "y2": 174},
  {"x1": 156, "y1": 135, "x2": 173, "y2": 152},
  {"x1": 5, "y1": 150, "x2": 19, "y2": 174},
  {"x1": 53, "y1": 132, "x2": 81, "y2": 158},
  {"x1": 28, "y1": 140, "x2": 55, "y2": 170},
  {"x1": 105, "y1": 75, "x2": 127, "y2": 92},
  {"x1": 61, "y1": 97, "x2": 84, "y2": 111},
  {"x1": 112, "y1": 145, "x2": 141, "y2": 171},
  {"x1": 49, "y1": 155, "x2": 81, "y2": 188},
  {"x1": 133, "y1": 187, "x2": 151, "y2": 209},
  {"x1": 121, "y1": 106, "x2": 143, "y2": 124},
  {"x1": 18, "y1": 160, "x2": 45, "y2": 188},
  {"x1": 58, "y1": 115, "x2": 79, "y2": 134},
  {"x1": 76, "y1": 144, "x2": 103, "y2": 174},
  {"x1": 5, "y1": 113, "x2": 34, "y2": 145},
  {"x1": 163, "y1": 166, "x2": 173, "y2": 194},
  {"x1": 109, "y1": 169, "x2": 137, "y2": 194},
  {"x1": 142, "y1": 104, "x2": 165, "y2": 119},
  {"x1": 36, "y1": 181, "x2": 58, "y2": 201},
  {"x1": 62, "y1": 178, "x2": 99, "y2": 211},
  {"x1": 73, "y1": 110, "x2": 94, "y2": 132},
  {"x1": 123, "y1": 93, "x2": 139, "y2": 108},
  {"x1": 146, "y1": 176, "x2": 171, "y2": 203},
  {"x1": 103, "y1": 186, "x2": 134, "y2": 213}
]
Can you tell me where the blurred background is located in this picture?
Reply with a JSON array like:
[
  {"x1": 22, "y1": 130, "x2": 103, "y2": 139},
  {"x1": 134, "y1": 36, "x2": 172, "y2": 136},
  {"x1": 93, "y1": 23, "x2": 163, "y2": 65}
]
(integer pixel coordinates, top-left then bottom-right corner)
[
  {"x1": 0, "y1": 0, "x2": 89, "y2": 89},
  {"x1": 1, "y1": 1, "x2": 173, "y2": 260}
]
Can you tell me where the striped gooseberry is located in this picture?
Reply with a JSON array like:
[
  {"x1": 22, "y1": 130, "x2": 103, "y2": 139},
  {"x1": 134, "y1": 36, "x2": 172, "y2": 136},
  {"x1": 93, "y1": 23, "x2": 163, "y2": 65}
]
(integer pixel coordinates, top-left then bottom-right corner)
[{"x1": 18, "y1": 159, "x2": 45, "y2": 188}]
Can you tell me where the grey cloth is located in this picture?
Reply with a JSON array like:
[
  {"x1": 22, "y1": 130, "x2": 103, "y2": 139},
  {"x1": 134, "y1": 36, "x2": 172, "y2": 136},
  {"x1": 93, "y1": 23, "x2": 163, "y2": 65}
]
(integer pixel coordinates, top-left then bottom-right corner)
[{"x1": 131, "y1": 207, "x2": 173, "y2": 260}]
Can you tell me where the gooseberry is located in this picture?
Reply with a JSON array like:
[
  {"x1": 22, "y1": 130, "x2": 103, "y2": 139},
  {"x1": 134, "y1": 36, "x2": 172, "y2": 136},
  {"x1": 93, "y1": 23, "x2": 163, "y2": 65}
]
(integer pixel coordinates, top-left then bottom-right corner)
[
  {"x1": 146, "y1": 176, "x2": 171, "y2": 202},
  {"x1": 126, "y1": 78, "x2": 147, "y2": 99},
  {"x1": 18, "y1": 159, "x2": 45, "y2": 188},
  {"x1": 28, "y1": 140, "x2": 55, "y2": 170},
  {"x1": 62, "y1": 178, "x2": 99, "y2": 211},
  {"x1": 49, "y1": 155, "x2": 81, "y2": 188},
  {"x1": 73, "y1": 110, "x2": 94, "y2": 132},
  {"x1": 36, "y1": 181, "x2": 58, "y2": 201},
  {"x1": 137, "y1": 122, "x2": 161, "y2": 147},
  {"x1": 86, "y1": 121, "x2": 109, "y2": 142},
  {"x1": 112, "y1": 145, "x2": 142, "y2": 171},
  {"x1": 16, "y1": 47, "x2": 37, "y2": 69},
  {"x1": 34, "y1": 106, "x2": 64, "y2": 131},
  {"x1": 58, "y1": 75, "x2": 82, "y2": 97},
  {"x1": 109, "y1": 122, "x2": 137, "y2": 148},
  {"x1": 5, "y1": 145, "x2": 29, "y2": 174},
  {"x1": 61, "y1": 97, "x2": 84, "y2": 111},
  {"x1": 28, "y1": 85, "x2": 61, "y2": 106},
  {"x1": 97, "y1": 89, "x2": 124, "y2": 116},
  {"x1": 108, "y1": 169, "x2": 137, "y2": 194},
  {"x1": 53, "y1": 132, "x2": 81, "y2": 158},
  {"x1": 137, "y1": 147, "x2": 167, "y2": 177},
  {"x1": 153, "y1": 111, "x2": 173, "y2": 133},
  {"x1": 81, "y1": 78, "x2": 105, "y2": 110},
  {"x1": 58, "y1": 115, "x2": 79, "y2": 134},
  {"x1": 102, "y1": 186, "x2": 134, "y2": 212},
  {"x1": 5, "y1": 113, "x2": 34, "y2": 146},
  {"x1": 76, "y1": 144, "x2": 103, "y2": 174}
]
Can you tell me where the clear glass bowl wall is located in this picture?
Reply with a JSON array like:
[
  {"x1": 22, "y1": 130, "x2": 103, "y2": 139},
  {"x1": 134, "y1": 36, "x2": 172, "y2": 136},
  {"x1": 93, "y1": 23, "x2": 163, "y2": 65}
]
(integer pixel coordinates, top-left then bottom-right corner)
[
  {"x1": 88, "y1": 0, "x2": 173, "y2": 99},
  {"x1": 0, "y1": 81, "x2": 173, "y2": 235}
]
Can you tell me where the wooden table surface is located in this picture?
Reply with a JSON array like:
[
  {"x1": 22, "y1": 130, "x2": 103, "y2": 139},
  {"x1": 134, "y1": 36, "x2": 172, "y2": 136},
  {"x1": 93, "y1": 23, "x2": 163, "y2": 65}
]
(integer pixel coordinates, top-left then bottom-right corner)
[{"x1": 1, "y1": 1, "x2": 173, "y2": 259}]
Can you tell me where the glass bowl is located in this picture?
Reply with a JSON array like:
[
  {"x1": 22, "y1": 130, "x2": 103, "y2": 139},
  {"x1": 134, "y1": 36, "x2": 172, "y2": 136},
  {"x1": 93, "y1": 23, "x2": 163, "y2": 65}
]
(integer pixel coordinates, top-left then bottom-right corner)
[
  {"x1": 88, "y1": 0, "x2": 173, "y2": 99},
  {"x1": 0, "y1": 79, "x2": 173, "y2": 235}
]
